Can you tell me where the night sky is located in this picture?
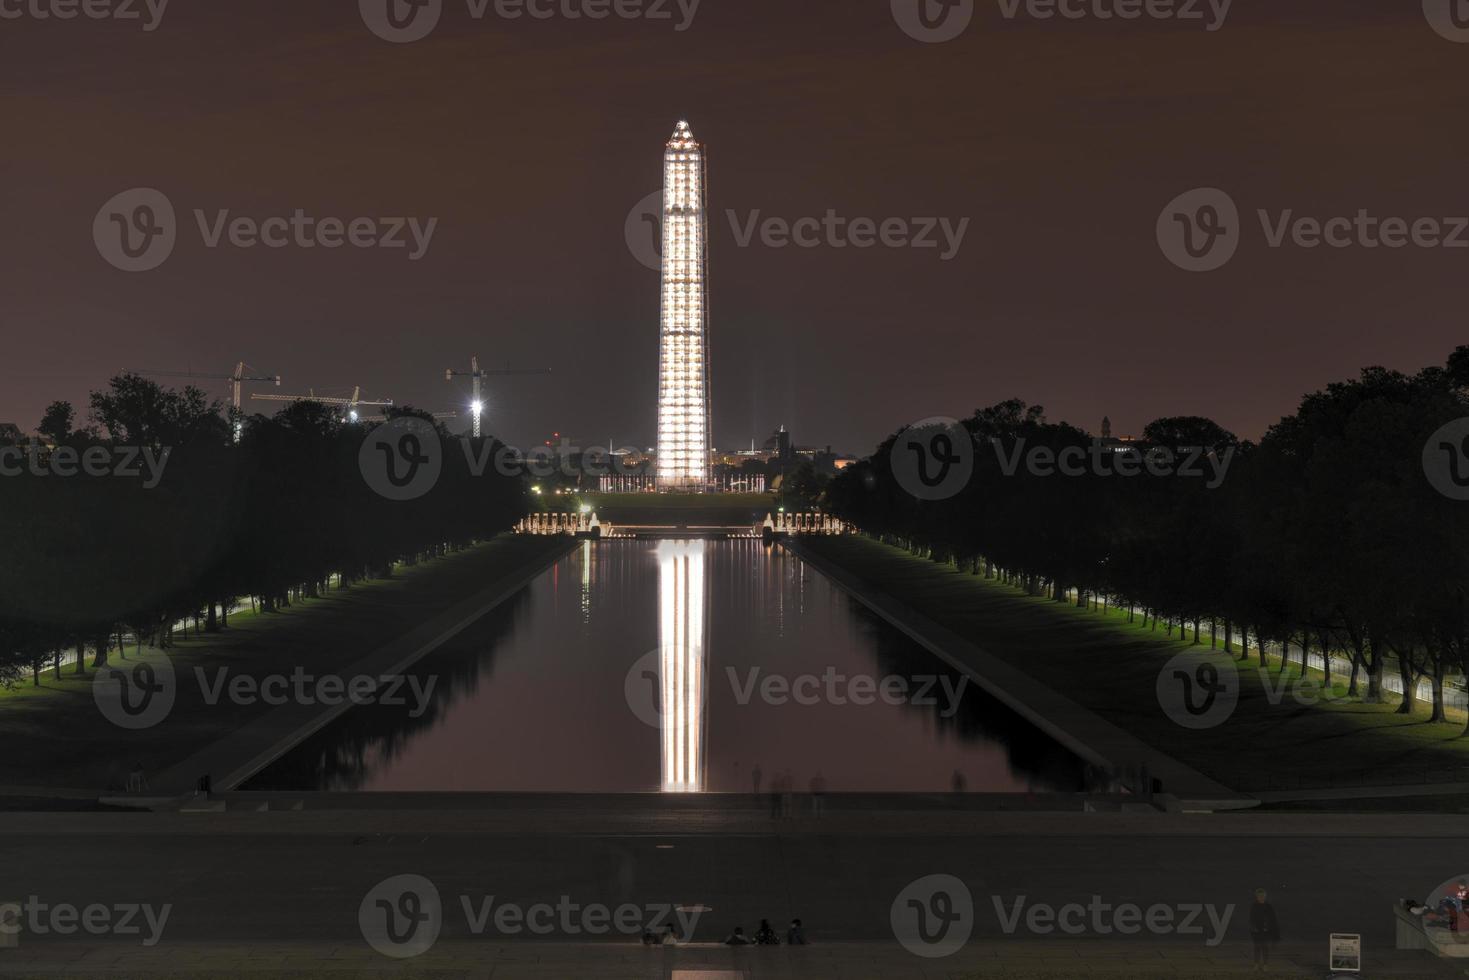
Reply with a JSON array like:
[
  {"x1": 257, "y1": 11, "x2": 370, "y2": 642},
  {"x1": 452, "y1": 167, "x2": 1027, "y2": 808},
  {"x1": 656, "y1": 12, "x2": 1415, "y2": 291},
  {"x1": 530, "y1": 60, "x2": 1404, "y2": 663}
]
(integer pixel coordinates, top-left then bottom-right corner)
[{"x1": 2, "y1": 0, "x2": 1463, "y2": 454}]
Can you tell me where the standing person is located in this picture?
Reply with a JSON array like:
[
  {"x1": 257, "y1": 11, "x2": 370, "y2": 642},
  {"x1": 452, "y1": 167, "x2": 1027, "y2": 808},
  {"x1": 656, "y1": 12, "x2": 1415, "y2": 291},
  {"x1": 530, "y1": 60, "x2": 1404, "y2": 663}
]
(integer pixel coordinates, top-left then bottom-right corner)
[
  {"x1": 1249, "y1": 888, "x2": 1279, "y2": 973},
  {"x1": 751, "y1": 762, "x2": 763, "y2": 796},
  {"x1": 754, "y1": 918, "x2": 779, "y2": 945},
  {"x1": 951, "y1": 769, "x2": 967, "y2": 795},
  {"x1": 786, "y1": 918, "x2": 807, "y2": 945},
  {"x1": 809, "y1": 772, "x2": 827, "y2": 818},
  {"x1": 769, "y1": 771, "x2": 783, "y2": 818},
  {"x1": 781, "y1": 770, "x2": 795, "y2": 819}
]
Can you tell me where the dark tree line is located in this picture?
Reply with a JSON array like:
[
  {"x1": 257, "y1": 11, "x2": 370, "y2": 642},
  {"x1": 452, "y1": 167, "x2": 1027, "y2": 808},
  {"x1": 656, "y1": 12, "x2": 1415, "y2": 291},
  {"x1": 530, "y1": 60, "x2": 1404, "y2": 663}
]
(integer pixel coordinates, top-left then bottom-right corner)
[
  {"x1": 826, "y1": 348, "x2": 1469, "y2": 729},
  {"x1": 0, "y1": 374, "x2": 529, "y2": 686}
]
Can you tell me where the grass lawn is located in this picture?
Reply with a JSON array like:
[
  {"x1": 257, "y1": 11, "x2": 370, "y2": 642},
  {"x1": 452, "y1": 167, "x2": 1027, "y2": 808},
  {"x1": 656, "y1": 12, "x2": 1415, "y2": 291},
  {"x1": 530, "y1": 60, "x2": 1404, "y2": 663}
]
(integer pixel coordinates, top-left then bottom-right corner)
[
  {"x1": 800, "y1": 535, "x2": 1469, "y2": 795},
  {"x1": 0, "y1": 534, "x2": 571, "y2": 792}
]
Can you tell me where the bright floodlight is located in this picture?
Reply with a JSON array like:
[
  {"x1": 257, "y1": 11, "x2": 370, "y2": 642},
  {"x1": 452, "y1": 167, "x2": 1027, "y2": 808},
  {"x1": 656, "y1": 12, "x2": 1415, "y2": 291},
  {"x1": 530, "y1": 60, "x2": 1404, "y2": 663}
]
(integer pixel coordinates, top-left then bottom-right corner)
[
  {"x1": 471, "y1": 400, "x2": 483, "y2": 416},
  {"x1": 656, "y1": 120, "x2": 711, "y2": 490}
]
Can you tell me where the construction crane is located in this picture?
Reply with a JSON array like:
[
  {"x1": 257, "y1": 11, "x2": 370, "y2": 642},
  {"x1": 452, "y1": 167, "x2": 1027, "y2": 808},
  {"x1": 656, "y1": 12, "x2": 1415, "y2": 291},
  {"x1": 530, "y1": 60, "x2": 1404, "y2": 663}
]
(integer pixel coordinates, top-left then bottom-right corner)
[
  {"x1": 445, "y1": 357, "x2": 551, "y2": 438},
  {"x1": 130, "y1": 361, "x2": 280, "y2": 442},
  {"x1": 250, "y1": 385, "x2": 393, "y2": 423}
]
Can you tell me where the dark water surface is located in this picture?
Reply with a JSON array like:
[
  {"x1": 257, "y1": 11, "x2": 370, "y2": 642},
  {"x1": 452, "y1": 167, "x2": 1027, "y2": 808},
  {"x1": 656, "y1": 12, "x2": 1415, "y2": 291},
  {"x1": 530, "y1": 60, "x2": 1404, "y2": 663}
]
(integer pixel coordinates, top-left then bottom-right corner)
[{"x1": 247, "y1": 539, "x2": 1084, "y2": 793}]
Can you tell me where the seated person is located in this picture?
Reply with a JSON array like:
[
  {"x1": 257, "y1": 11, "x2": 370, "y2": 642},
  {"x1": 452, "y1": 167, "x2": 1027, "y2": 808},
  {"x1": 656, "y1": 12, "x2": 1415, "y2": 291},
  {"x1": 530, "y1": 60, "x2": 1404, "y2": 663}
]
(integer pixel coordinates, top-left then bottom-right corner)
[
  {"x1": 754, "y1": 919, "x2": 779, "y2": 945},
  {"x1": 724, "y1": 926, "x2": 749, "y2": 946}
]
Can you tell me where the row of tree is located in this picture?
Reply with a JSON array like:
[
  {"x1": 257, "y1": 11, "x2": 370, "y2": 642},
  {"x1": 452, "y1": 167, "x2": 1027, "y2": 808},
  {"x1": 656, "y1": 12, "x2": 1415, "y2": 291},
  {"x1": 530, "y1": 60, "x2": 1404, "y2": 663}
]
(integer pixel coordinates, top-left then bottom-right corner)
[
  {"x1": 0, "y1": 375, "x2": 529, "y2": 686},
  {"x1": 825, "y1": 348, "x2": 1469, "y2": 729}
]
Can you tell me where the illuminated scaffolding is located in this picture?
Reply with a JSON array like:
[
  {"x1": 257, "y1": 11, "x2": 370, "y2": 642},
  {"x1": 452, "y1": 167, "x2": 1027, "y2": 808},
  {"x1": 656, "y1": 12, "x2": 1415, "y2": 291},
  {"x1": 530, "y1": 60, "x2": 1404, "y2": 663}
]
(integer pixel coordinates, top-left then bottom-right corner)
[{"x1": 656, "y1": 120, "x2": 711, "y2": 490}]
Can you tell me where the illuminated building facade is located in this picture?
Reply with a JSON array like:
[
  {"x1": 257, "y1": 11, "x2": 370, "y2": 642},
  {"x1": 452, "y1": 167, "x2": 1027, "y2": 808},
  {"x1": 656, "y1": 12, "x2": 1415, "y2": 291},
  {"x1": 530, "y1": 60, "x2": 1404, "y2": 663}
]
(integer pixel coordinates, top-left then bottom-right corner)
[{"x1": 656, "y1": 120, "x2": 711, "y2": 490}]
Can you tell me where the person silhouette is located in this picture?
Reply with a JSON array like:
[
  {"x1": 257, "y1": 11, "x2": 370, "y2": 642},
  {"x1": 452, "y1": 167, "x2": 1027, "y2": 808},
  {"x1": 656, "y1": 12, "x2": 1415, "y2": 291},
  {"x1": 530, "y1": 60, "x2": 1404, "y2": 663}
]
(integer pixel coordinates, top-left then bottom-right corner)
[{"x1": 752, "y1": 762, "x2": 763, "y2": 796}]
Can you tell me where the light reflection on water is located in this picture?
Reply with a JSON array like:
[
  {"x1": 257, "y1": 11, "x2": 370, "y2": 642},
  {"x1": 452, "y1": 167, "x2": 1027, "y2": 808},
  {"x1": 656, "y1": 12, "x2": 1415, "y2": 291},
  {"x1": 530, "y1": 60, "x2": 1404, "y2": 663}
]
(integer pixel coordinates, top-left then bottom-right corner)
[{"x1": 246, "y1": 539, "x2": 1084, "y2": 794}]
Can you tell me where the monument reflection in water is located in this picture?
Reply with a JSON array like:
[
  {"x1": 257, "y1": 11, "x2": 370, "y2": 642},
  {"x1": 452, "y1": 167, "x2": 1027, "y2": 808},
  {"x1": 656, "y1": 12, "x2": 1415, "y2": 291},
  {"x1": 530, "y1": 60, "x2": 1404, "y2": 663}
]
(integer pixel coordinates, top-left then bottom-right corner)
[
  {"x1": 657, "y1": 540, "x2": 707, "y2": 792},
  {"x1": 245, "y1": 538, "x2": 1087, "y2": 795}
]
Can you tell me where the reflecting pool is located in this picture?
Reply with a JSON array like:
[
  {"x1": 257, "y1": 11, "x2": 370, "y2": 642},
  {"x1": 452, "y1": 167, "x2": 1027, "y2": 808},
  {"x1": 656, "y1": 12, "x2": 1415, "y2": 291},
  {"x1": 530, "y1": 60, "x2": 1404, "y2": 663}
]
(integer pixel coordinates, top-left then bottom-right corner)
[{"x1": 247, "y1": 539, "x2": 1084, "y2": 793}]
